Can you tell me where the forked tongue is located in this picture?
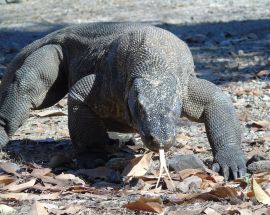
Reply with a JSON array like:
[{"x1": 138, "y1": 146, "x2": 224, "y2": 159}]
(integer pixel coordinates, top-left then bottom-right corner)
[{"x1": 155, "y1": 148, "x2": 175, "y2": 190}]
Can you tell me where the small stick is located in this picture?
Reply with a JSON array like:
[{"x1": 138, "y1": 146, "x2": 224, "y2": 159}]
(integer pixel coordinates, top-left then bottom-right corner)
[{"x1": 155, "y1": 149, "x2": 175, "y2": 190}]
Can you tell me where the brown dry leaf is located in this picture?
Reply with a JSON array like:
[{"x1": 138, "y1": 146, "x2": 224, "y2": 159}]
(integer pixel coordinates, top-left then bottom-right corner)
[
  {"x1": 253, "y1": 172, "x2": 270, "y2": 180},
  {"x1": 178, "y1": 169, "x2": 205, "y2": 180},
  {"x1": 195, "y1": 172, "x2": 224, "y2": 183},
  {"x1": 32, "y1": 175, "x2": 65, "y2": 187},
  {"x1": 33, "y1": 110, "x2": 66, "y2": 117},
  {"x1": 200, "y1": 179, "x2": 217, "y2": 189},
  {"x1": 210, "y1": 186, "x2": 238, "y2": 198},
  {"x1": 122, "y1": 152, "x2": 153, "y2": 177},
  {"x1": 51, "y1": 204, "x2": 85, "y2": 215},
  {"x1": 0, "y1": 175, "x2": 16, "y2": 186},
  {"x1": 250, "y1": 120, "x2": 270, "y2": 129},
  {"x1": 75, "y1": 167, "x2": 113, "y2": 180},
  {"x1": 202, "y1": 207, "x2": 221, "y2": 215},
  {"x1": 32, "y1": 170, "x2": 83, "y2": 187},
  {"x1": 55, "y1": 173, "x2": 85, "y2": 185},
  {"x1": 0, "y1": 204, "x2": 17, "y2": 215},
  {"x1": 164, "y1": 178, "x2": 177, "y2": 191},
  {"x1": 0, "y1": 192, "x2": 60, "y2": 201},
  {"x1": 253, "y1": 178, "x2": 270, "y2": 205},
  {"x1": 28, "y1": 201, "x2": 49, "y2": 215},
  {"x1": 0, "y1": 162, "x2": 20, "y2": 177},
  {"x1": 31, "y1": 168, "x2": 52, "y2": 177},
  {"x1": 123, "y1": 196, "x2": 164, "y2": 214},
  {"x1": 209, "y1": 175, "x2": 224, "y2": 183},
  {"x1": 5, "y1": 178, "x2": 36, "y2": 192}
]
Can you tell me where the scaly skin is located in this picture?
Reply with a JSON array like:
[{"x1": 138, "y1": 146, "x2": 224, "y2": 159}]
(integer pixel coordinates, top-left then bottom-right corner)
[{"x1": 0, "y1": 23, "x2": 246, "y2": 180}]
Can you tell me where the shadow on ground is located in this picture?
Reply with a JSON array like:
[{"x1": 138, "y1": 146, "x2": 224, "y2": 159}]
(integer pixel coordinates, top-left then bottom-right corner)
[{"x1": 1, "y1": 19, "x2": 270, "y2": 83}]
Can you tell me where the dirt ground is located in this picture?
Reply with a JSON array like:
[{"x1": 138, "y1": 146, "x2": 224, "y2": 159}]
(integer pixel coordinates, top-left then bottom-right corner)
[{"x1": 0, "y1": 0, "x2": 270, "y2": 214}]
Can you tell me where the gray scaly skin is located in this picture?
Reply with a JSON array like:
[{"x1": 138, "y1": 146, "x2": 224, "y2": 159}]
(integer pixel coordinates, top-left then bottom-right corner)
[{"x1": 0, "y1": 23, "x2": 246, "y2": 180}]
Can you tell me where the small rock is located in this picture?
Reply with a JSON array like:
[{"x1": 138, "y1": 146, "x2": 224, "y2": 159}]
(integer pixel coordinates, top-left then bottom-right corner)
[
  {"x1": 168, "y1": 154, "x2": 206, "y2": 171},
  {"x1": 0, "y1": 204, "x2": 16, "y2": 215},
  {"x1": 176, "y1": 175, "x2": 202, "y2": 193}
]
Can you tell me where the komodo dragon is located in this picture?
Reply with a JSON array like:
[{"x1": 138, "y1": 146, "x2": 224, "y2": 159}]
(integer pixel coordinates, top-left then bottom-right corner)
[{"x1": 0, "y1": 23, "x2": 246, "y2": 180}]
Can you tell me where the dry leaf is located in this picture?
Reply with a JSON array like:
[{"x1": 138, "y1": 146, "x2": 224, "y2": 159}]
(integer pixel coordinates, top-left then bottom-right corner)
[
  {"x1": 253, "y1": 172, "x2": 270, "y2": 179},
  {"x1": 5, "y1": 178, "x2": 36, "y2": 192},
  {"x1": 123, "y1": 196, "x2": 164, "y2": 214},
  {"x1": 28, "y1": 201, "x2": 49, "y2": 215},
  {"x1": 178, "y1": 169, "x2": 205, "y2": 180},
  {"x1": 0, "y1": 175, "x2": 16, "y2": 186},
  {"x1": 55, "y1": 173, "x2": 85, "y2": 185},
  {"x1": 31, "y1": 168, "x2": 52, "y2": 177},
  {"x1": 200, "y1": 179, "x2": 217, "y2": 189},
  {"x1": 253, "y1": 178, "x2": 270, "y2": 205},
  {"x1": 0, "y1": 192, "x2": 60, "y2": 201},
  {"x1": 0, "y1": 162, "x2": 20, "y2": 177},
  {"x1": 122, "y1": 152, "x2": 153, "y2": 177},
  {"x1": 0, "y1": 204, "x2": 17, "y2": 215},
  {"x1": 210, "y1": 186, "x2": 238, "y2": 198},
  {"x1": 250, "y1": 120, "x2": 270, "y2": 129},
  {"x1": 33, "y1": 110, "x2": 66, "y2": 117}
]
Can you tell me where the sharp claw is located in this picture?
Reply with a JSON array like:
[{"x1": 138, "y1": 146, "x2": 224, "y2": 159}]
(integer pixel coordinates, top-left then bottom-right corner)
[
  {"x1": 222, "y1": 166, "x2": 230, "y2": 181},
  {"x1": 239, "y1": 168, "x2": 247, "y2": 178},
  {"x1": 232, "y1": 171, "x2": 238, "y2": 180},
  {"x1": 212, "y1": 163, "x2": 220, "y2": 173}
]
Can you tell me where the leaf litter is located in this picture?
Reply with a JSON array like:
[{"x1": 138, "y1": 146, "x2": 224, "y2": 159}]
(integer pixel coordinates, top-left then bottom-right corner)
[{"x1": 0, "y1": 146, "x2": 270, "y2": 214}]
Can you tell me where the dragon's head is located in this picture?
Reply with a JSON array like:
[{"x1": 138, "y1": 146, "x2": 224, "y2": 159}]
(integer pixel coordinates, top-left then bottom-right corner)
[{"x1": 128, "y1": 77, "x2": 181, "y2": 152}]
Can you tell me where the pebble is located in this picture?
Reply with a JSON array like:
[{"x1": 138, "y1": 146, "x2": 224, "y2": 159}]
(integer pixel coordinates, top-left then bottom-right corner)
[
  {"x1": 168, "y1": 154, "x2": 206, "y2": 171},
  {"x1": 176, "y1": 176, "x2": 202, "y2": 193}
]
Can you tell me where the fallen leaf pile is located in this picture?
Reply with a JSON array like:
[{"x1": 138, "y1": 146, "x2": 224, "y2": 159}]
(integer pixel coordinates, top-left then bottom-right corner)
[{"x1": 1, "y1": 150, "x2": 270, "y2": 214}]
